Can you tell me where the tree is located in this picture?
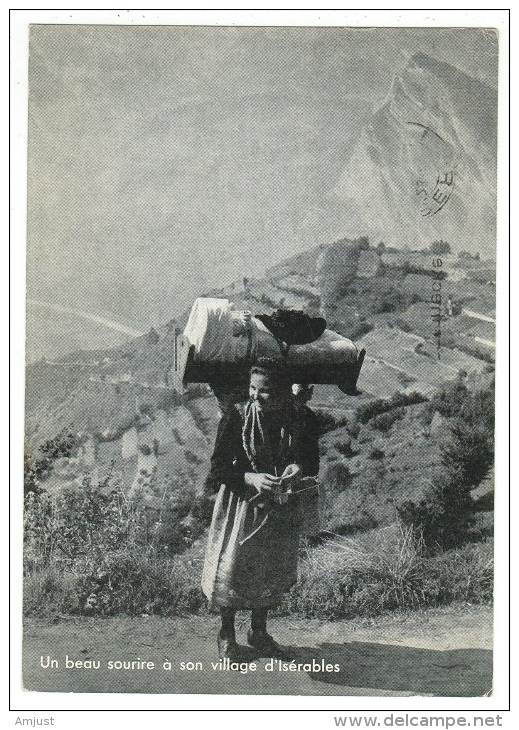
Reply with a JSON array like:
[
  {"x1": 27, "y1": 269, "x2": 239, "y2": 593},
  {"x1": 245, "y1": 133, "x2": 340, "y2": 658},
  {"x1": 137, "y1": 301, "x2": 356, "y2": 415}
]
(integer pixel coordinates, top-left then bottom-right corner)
[
  {"x1": 440, "y1": 384, "x2": 494, "y2": 487},
  {"x1": 24, "y1": 432, "x2": 76, "y2": 495},
  {"x1": 441, "y1": 420, "x2": 493, "y2": 488},
  {"x1": 430, "y1": 240, "x2": 452, "y2": 255},
  {"x1": 397, "y1": 467, "x2": 475, "y2": 552}
]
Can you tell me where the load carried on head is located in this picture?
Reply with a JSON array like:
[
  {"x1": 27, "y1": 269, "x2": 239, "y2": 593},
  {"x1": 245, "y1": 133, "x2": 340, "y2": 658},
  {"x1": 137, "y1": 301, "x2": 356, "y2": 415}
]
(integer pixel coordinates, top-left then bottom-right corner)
[{"x1": 171, "y1": 298, "x2": 365, "y2": 403}]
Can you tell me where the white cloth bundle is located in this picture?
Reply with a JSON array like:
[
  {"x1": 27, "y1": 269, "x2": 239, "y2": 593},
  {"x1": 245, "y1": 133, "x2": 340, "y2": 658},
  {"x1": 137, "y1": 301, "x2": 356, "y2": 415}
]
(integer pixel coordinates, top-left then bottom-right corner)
[
  {"x1": 183, "y1": 298, "x2": 236, "y2": 361},
  {"x1": 183, "y1": 298, "x2": 359, "y2": 365}
]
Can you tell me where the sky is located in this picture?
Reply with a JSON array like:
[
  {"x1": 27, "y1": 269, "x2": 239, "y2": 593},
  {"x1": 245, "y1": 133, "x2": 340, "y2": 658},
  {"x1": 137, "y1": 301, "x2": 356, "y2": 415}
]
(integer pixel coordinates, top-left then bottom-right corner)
[{"x1": 25, "y1": 25, "x2": 499, "y2": 359}]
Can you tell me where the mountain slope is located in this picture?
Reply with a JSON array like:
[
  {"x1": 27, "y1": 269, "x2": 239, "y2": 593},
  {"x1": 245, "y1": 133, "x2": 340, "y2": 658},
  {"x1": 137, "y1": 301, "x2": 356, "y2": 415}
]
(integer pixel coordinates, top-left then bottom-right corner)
[{"x1": 331, "y1": 53, "x2": 497, "y2": 254}]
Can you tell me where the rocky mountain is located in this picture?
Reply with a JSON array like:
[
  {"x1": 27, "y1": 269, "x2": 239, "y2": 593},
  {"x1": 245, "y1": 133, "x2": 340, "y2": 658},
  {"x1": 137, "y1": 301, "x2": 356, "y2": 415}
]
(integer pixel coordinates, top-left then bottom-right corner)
[{"x1": 331, "y1": 53, "x2": 497, "y2": 255}]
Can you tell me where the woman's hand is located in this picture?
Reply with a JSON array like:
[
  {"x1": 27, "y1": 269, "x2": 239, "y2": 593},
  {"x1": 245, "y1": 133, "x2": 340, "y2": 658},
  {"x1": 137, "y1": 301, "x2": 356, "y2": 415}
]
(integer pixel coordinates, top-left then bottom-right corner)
[
  {"x1": 280, "y1": 463, "x2": 302, "y2": 490},
  {"x1": 244, "y1": 472, "x2": 279, "y2": 496}
]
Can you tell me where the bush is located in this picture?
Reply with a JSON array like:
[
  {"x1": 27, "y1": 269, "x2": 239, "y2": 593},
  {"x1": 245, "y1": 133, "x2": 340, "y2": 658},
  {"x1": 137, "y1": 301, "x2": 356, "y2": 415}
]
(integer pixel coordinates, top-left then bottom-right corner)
[
  {"x1": 321, "y1": 461, "x2": 353, "y2": 528},
  {"x1": 430, "y1": 240, "x2": 452, "y2": 255},
  {"x1": 356, "y1": 399, "x2": 386, "y2": 424},
  {"x1": 368, "y1": 447, "x2": 385, "y2": 460},
  {"x1": 281, "y1": 526, "x2": 493, "y2": 619},
  {"x1": 370, "y1": 407, "x2": 405, "y2": 432},
  {"x1": 283, "y1": 525, "x2": 424, "y2": 618},
  {"x1": 417, "y1": 541, "x2": 493, "y2": 605},
  {"x1": 23, "y1": 472, "x2": 202, "y2": 573},
  {"x1": 425, "y1": 380, "x2": 494, "y2": 487},
  {"x1": 23, "y1": 565, "x2": 84, "y2": 616},
  {"x1": 424, "y1": 381, "x2": 470, "y2": 420},
  {"x1": 24, "y1": 431, "x2": 77, "y2": 494},
  {"x1": 389, "y1": 391, "x2": 427, "y2": 408},
  {"x1": 396, "y1": 468, "x2": 475, "y2": 553},
  {"x1": 348, "y1": 320, "x2": 374, "y2": 340},
  {"x1": 334, "y1": 440, "x2": 358, "y2": 458},
  {"x1": 356, "y1": 392, "x2": 426, "y2": 424},
  {"x1": 80, "y1": 551, "x2": 204, "y2": 616},
  {"x1": 323, "y1": 462, "x2": 352, "y2": 494},
  {"x1": 373, "y1": 287, "x2": 409, "y2": 314},
  {"x1": 398, "y1": 382, "x2": 494, "y2": 551},
  {"x1": 22, "y1": 456, "x2": 212, "y2": 618},
  {"x1": 23, "y1": 549, "x2": 206, "y2": 617},
  {"x1": 441, "y1": 421, "x2": 494, "y2": 488},
  {"x1": 313, "y1": 409, "x2": 349, "y2": 435}
]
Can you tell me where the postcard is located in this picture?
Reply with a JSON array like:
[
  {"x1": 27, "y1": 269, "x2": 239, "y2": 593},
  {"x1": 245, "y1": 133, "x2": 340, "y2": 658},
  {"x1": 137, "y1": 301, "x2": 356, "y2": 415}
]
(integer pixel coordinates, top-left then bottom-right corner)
[{"x1": 11, "y1": 8, "x2": 510, "y2": 720}]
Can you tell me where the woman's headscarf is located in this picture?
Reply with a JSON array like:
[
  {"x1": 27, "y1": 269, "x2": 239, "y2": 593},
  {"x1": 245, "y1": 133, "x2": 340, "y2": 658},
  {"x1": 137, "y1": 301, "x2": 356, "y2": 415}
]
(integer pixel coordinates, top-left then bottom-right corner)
[{"x1": 241, "y1": 398, "x2": 300, "y2": 474}]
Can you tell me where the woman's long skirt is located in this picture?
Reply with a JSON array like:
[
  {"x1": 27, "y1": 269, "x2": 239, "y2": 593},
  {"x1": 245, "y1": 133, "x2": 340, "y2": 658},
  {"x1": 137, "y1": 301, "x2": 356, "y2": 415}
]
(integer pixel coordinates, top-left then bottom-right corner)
[{"x1": 201, "y1": 485, "x2": 300, "y2": 609}]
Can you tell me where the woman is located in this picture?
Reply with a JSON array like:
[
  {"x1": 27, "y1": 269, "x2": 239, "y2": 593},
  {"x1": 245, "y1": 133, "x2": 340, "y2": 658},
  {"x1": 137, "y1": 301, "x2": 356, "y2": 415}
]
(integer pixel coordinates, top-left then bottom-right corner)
[{"x1": 201, "y1": 361, "x2": 319, "y2": 660}]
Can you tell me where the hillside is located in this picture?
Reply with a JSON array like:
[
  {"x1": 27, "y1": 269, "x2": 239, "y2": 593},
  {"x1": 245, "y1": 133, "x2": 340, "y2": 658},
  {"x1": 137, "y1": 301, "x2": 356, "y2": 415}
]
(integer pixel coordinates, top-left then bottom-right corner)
[{"x1": 25, "y1": 236, "x2": 495, "y2": 552}]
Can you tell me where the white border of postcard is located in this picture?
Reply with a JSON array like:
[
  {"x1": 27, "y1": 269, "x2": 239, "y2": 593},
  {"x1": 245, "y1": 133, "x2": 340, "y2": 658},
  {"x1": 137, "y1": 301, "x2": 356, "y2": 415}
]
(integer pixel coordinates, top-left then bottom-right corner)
[{"x1": 8, "y1": 6, "x2": 512, "y2": 727}]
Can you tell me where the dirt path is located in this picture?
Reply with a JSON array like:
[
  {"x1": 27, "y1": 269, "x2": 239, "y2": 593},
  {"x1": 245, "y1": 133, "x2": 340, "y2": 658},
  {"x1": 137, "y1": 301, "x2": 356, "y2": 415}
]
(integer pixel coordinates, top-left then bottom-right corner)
[{"x1": 22, "y1": 604, "x2": 492, "y2": 697}]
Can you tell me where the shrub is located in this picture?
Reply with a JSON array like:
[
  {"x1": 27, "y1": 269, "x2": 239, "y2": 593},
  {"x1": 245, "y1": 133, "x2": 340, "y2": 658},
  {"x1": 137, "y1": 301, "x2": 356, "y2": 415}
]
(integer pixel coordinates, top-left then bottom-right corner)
[
  {"x1": 390, "y1": 391, "x2": 427, "y2": 408},
  {"x1": 425, "y1": 380, "x2": 494, "y2": 487},
  {"x1": 23, "y1": 549, "x2": 207, "y2": 617},
  {"x1": 396, "y1": 468, "x2": 475, "y2": 553},
  {"x1": 281, "y1": 526, "x2": 493, "y2": 619},
  {"x1": 79, "y1": 551, "x2": 205, "y2": 616},
  {"x1": 424, "y1": 381, "x2": 470, "y2": 420},
  {"x1": 430, "y1": 240, "x2": 452, "y2": 255},
  {"x1": 23, "y1": 473, "x2": 201, "y2": 573},
  {"x1": 313, "y1": 409, "x2": 349, "y2": 435},
  {"x1": 327, "y1": 510, "x2": 378, "y2": 536},
  {"x1": 22, "y1": 452, "x2": 214, "y2": 618},
  {"x1": 24, "y1": 431, "x2": 77, "y2": 494},
  {"x1": 368, "y1": 447, "x2": 385, "y2": 460},
  {"x1": 373, "y1": 287, "x2": 408, "y2": 314},
  {"x1": 356, "y1": 392, "x2": 426, "y2": 424},
  {"x1": 334, "y1": 440, "x2": 358, "y2": 458},
  {"x1": 441, "y1": 420, "x2": 494, "y2": 488},
  {"x1": 398, "y1": 382, "x2": 494, "y2": 551},
  {"x1": 323, "y1": 462, "x2": 352, "y2": 494},
  {"x1": 321, "y1": 461, "x2": 352, "y2": 525},
  {"x1": 417, "y1": 541, "x2": 493, "y2": 605},
  {"x1": 356, "y1": 399, "x2": 387, "y2": 424},
  {"x1": 23, "y1": 565, "x2": 84, "y2": 616},
  {"x1": 347, "y1": 422, "x2": 361, "y2": 440},
  {"x1": 370, "y1": 407, "x2": 405, "y2": 432},
  {"x1": 348, "y1": 320, "x2": 374, "y2": 339}
]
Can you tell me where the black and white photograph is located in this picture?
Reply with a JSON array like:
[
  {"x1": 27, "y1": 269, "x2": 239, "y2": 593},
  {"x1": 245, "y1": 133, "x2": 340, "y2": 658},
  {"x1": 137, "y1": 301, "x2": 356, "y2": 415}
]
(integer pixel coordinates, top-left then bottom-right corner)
[{"x1": 11, "y1": 8, "x2": 510, "y2": 717}]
